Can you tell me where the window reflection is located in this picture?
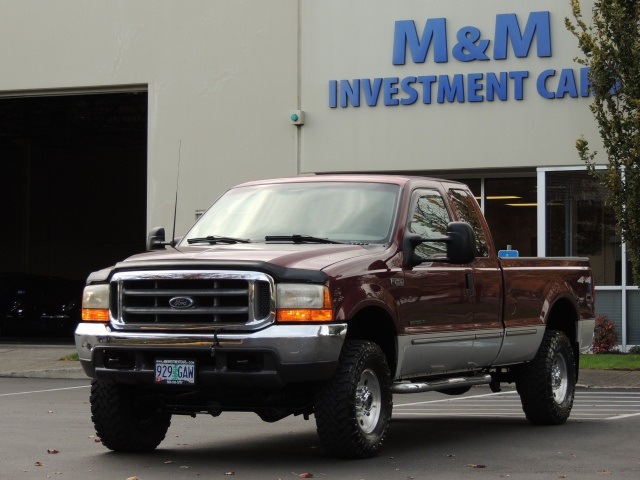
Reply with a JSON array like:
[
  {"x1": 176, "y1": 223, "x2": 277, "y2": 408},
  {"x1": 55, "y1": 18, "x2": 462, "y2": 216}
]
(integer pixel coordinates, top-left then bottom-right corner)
[
  {"x1": 408, "y1": 190, "x2": 450, "y2": 258},
  {"x1": 183, "y1": 182, "x2": 400, "y2": 244},
  {"x1": 449, "y1": 189, "x2": 489, "y2": 257},
  {"x1": 546, "y1": 171, "x2": 620, "y2": 286}
]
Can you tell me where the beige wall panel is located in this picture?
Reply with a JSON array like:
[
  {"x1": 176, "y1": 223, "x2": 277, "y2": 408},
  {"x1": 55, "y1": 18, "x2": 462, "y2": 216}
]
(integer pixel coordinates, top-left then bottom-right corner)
[
  {"x1": 300, "y1": 0, "x2": 600, "y2": 173},
  {"x1": 0, "y1": 0, "x2": 299, "y2": 236}
]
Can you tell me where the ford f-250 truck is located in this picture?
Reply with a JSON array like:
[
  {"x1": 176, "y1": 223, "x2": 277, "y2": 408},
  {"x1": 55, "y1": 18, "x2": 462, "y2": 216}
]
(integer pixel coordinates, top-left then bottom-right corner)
[{"x1": 76, "y1": 175, "x2": 595, "y2": 458}]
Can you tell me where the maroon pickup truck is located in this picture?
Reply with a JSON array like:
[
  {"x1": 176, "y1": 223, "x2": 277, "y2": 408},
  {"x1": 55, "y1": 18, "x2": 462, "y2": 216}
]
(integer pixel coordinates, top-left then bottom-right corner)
[{"x1": 76, "y1": 175, "x2": 595, "y2": 458}]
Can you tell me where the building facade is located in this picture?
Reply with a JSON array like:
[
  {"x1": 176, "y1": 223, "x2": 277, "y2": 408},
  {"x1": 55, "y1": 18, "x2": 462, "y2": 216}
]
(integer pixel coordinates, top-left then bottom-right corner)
[{"x1": 0, "y1": 0, "x2": 636, "y2": 348}]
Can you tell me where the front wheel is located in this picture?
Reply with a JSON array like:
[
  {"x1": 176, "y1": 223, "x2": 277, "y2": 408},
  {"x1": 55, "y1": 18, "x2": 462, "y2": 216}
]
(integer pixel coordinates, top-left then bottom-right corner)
[
  {"x1": 90, "y1": 380, "x2": 171, "y2": 452},
  {"x1": 516, "y1": 330, "x2": 576, "y2": 425},
  {"x1": 314, "y1": 340, "x2": 392, "y2": 459}
]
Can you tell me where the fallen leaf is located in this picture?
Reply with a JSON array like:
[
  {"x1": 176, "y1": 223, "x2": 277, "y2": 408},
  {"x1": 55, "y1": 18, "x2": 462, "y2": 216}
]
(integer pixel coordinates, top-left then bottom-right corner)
[
  {"x1": 94, "y1": 438, "x2": 101, "y2": 443},
  {"x1": 294, "y1": 473, "x2": 314, "y2": 478},
  {"x1": 466, "y1": 464, "x2": 487, "y2": 469},
  {"x1": 597, "y1": 471, "x2": 611, "y2": 475},
  {"x1": 126, "y1": 477, "x2": 140, "y2": 480},
  {"x1": 35, "y1": 461, "x2": 44, "y2": 467},
  {"x1": 47, "y1": 449, "x2": 59, "y2": 454},
  {"x1": 225, "y1": 473, "x2": 235, "y2": 476}
]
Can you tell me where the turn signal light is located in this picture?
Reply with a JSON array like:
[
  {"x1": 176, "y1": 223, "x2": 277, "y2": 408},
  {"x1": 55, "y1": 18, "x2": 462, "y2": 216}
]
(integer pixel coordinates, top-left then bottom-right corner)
[
  {"x1": 82, "y1": 308, "x2": 110, "y2": 322},
  {"x1": 276, "y1": 308, "x2": 333, "y2": 322}
]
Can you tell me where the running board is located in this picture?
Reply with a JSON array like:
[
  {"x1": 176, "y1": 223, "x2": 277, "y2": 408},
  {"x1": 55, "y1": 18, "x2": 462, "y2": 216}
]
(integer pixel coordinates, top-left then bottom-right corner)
[{"x1": 391, "y1": 374, "x2": 492, "y2": 394}]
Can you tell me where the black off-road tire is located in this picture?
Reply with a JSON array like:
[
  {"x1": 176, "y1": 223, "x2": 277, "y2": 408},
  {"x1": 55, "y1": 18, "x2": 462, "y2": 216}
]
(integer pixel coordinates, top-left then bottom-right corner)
[
  {"x1": 314, "y1": 340, "x2": 393, "y2": 459},
  {"x1": 516, "y1": 330, "x2": 576, "y2": 425},
  {"x1": 90, "y1": 380, "x2": 171, "y2": 452}
]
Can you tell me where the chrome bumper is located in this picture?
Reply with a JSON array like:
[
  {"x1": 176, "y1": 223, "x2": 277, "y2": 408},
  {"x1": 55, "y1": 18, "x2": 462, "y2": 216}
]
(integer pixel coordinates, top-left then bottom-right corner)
[{"x1": 75, "y1": 322, "x2": 348, "y2": 383}]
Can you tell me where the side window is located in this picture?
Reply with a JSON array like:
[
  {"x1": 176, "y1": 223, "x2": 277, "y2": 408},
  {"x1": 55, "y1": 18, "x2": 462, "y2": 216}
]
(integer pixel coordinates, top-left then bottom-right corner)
[
  {"x1": 449, "y1": 188, "x2": 489, "y2": 257},
  {"x1": 408, "y1": 189, "x2": 451, "y2": 258}
]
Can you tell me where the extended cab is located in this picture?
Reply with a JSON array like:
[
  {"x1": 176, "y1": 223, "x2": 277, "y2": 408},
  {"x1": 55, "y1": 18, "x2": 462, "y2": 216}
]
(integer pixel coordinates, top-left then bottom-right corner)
[{"x1": 76, "y1": 175, "x2": 595, "y2": 458}]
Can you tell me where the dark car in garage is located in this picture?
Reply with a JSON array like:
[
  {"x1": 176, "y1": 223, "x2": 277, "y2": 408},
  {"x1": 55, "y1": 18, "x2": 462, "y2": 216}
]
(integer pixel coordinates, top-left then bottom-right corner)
[{"x1": 0, "y1": 273, "x2": 83, "y2": 337}]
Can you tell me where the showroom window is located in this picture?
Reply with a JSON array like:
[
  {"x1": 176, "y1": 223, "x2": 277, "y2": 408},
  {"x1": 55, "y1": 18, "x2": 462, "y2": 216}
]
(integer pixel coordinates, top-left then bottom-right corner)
[
  {"x1": 545, "y1": 170, "x2": 619, "y2": 286},
  {"x1": 484, "y1": 177, "x2": 537, "y2": 256},
  {"x1": 538, "y1": 166, "x2": 639, "y2": 350},
  {"x1": 442, "y1": 176, "x2": 537, "y2": 256}
]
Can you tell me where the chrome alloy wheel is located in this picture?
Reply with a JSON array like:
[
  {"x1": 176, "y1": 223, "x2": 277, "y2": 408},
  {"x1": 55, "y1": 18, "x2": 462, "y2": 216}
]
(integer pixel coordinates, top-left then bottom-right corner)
[
  {"x1": 355, "y1": 368, "x2": 382, "y2": 434},
  {"x1": 551, "y1": 352, "x2": 569, "y2": 403}
]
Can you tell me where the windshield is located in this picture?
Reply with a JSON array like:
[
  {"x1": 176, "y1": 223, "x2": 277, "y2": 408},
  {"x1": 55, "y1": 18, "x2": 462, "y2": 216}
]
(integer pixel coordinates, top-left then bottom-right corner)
[{"x1": 181, "y1": 181, "x2": 400, "y2": 245}]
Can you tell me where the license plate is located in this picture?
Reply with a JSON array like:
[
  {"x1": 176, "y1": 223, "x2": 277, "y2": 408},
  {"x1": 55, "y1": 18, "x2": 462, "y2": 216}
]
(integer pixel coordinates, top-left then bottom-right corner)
[{"x1": 155, "y1": 359, "x2": 196, "y2": 385}]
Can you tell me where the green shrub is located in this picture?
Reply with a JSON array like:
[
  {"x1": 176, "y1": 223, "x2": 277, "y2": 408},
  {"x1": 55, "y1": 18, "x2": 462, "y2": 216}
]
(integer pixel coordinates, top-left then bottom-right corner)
[
  {"x1": 629, "y1": 345, "x2": 640, "y2": 355},
  {"x1": 592, "y1": 314, "x2": 619, "y2": 354}
]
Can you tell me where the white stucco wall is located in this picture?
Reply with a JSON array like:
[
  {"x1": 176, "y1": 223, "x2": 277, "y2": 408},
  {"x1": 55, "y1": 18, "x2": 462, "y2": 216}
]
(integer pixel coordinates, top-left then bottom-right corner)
[{"x1": 0, "y1": 0, "x2": 300, "y2": 236}]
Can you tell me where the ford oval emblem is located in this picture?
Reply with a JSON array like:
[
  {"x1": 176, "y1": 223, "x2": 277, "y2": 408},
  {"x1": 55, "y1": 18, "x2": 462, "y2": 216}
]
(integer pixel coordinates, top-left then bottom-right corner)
[{"x1": 169, "y1": 296, "x2": 195, "y2": 309}]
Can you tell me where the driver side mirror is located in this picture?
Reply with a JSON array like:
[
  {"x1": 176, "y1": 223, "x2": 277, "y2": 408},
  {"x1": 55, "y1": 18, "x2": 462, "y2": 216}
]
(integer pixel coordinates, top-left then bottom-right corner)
[
  {"x1": 403, "y1": 221, "x2": 476, "y2": 268},
  {"x1": 147, "y1": 226, "x2": 167, "y2": 250}
]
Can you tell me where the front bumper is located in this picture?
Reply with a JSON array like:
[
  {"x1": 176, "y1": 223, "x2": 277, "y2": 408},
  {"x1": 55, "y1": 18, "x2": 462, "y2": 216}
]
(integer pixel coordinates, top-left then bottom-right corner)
[{"x1": 75, "y1": 322, "x2": 347, "y2": 387}]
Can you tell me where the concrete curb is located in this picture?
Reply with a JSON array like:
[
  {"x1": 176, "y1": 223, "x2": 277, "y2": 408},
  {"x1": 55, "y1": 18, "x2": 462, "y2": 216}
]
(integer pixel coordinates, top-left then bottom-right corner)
[{"x1": 0, "y1": 344, "x2": 87, "y2": 380}]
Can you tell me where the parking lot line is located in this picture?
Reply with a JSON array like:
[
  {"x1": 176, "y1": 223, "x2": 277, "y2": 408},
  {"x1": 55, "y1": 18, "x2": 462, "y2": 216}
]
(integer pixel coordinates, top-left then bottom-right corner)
[
  {"x1": 0, "y1": 385, "x2": 89, "y2": 397},
  {"x1": 393, "y1": 390, "x2": 640, "y2": 421}
]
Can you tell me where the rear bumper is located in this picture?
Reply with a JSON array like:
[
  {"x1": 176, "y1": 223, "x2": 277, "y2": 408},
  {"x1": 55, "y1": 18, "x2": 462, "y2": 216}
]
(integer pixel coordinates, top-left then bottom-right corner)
[{"x1": 74, "y1": 322, "x2": 347, "y2": 387}]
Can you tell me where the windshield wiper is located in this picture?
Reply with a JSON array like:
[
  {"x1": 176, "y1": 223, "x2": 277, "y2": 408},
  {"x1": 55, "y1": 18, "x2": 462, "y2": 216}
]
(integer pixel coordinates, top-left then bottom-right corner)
[
  {"x1": 265, "y1": 234, "x2": 345, "y2": 244},
  {"x1": 187, "y1": 235, "x2": 251, "y2": 245}
]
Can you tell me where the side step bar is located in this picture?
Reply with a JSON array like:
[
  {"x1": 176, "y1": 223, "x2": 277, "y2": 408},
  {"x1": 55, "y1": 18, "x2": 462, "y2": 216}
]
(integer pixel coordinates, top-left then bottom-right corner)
[{"x1": 391, "y1": 374, "x2": 492, "y2": 394}]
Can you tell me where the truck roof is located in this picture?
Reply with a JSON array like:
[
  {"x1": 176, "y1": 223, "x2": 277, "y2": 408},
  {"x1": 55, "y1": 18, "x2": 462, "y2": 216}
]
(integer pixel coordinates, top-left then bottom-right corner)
[{"x1": 234, "y1": 174, "x2": 467, "y2": 189}]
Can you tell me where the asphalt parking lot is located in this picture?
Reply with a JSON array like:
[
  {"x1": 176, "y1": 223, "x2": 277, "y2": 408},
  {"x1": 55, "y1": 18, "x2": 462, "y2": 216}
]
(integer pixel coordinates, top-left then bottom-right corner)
[
  {"x1": 1, "y1": 340, "x2": 639, "y2": 478},
  {"x1": 1, "y1": 377, "x2": 639, "y2": 480}
]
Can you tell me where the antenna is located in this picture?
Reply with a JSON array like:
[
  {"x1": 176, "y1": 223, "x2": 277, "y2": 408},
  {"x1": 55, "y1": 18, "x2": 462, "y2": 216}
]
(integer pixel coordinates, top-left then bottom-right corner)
[{"x1": 171, "y1": 140, "x2": 182, "y2": 247}]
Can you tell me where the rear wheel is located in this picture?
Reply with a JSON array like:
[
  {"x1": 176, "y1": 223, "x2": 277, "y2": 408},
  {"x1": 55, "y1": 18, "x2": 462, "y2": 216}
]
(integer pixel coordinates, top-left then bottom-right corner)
[
  {"x1": 314, "y1": 340, "x2": 392, "y2": 458},
  {"x1": 516, "y1": 330, "x2": 576, "y2": 425},
  {"x1": 90, "y1": 380, "x2": 171, "y2": 452}
]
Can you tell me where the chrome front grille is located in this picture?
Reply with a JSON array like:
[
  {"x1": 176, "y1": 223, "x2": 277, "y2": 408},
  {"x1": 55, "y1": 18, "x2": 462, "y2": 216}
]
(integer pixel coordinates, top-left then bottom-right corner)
[{"x1": 110, "y1": 270, "x2": 275, "y2": 331}]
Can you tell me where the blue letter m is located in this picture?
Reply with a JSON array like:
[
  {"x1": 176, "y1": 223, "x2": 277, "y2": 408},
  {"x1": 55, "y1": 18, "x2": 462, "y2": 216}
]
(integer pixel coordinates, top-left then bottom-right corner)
[
  {"x1": 392, "y1": 18, "x2": 448, "y2": 65},
  {"x1": 494, "y1": 11, "x2": 551, "y2": 60}
]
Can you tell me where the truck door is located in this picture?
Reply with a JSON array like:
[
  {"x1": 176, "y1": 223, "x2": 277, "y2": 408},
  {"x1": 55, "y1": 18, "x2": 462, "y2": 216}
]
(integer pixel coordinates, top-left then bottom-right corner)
[
  {"x1": 448, "y1": 188, "x2": 503, "y2": 368},
  {"x1": 396, "y1": 188, "x2": 474, "y2": 376}
]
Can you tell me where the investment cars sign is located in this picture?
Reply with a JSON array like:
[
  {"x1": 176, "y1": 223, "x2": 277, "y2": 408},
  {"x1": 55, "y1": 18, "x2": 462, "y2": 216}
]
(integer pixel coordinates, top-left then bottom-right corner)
[{"x1": 329, "y1": 11, "x2": 590, "y2": 108}]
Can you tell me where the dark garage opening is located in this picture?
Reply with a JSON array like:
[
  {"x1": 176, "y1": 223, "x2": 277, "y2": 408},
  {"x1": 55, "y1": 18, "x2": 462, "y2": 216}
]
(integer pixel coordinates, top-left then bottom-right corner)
[{"x1": 0, "y1": 91, "x2": 148, "y2": 336}]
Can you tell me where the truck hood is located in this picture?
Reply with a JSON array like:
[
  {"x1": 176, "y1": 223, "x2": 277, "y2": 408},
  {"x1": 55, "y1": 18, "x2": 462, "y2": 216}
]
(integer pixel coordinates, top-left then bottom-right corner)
[{"x1": 115, "y1": 243, "x2": 380, "y2": 272}]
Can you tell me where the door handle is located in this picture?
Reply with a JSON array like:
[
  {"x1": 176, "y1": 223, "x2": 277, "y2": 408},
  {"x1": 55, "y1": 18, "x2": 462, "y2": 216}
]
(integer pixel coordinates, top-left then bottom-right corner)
[{"x1": 465, "y1": 272, "x2": 474, "y2": 297}]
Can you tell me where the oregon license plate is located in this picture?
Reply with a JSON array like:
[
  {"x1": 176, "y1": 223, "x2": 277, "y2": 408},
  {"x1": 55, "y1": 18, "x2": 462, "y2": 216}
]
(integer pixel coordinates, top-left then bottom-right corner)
[{"x1": 155, "y1": 359, "x2": 196, "y2": 385}]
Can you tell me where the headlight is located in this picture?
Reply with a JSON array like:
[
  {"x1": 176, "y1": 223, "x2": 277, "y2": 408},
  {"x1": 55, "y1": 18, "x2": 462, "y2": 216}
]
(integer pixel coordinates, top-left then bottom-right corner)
[
  {"x1": 81, "y1": 284, "x2": 110, "y2": 322},
  {"x1": 276, "y1": 284, "x2": 333, "y2": 322}
]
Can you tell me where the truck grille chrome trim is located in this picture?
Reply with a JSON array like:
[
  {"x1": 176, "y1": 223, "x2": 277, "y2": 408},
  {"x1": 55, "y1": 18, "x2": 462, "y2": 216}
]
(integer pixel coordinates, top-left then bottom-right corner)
[{"x1": 109, "y1": 270, "x2": 275, "y2": 331}]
